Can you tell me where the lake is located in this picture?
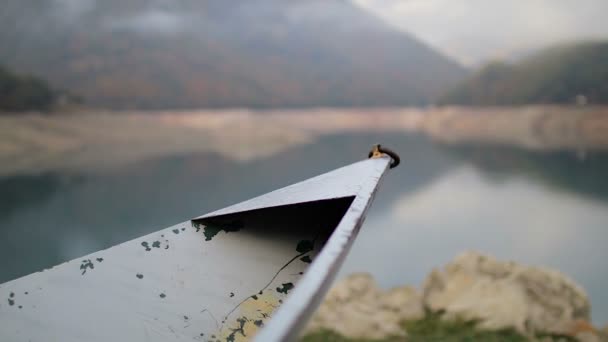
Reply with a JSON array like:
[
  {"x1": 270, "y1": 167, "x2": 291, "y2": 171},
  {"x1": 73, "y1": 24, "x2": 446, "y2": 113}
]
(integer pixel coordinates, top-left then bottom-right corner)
[{"x1": 1, "y1": 109, "x2": 607, "y2": 324}]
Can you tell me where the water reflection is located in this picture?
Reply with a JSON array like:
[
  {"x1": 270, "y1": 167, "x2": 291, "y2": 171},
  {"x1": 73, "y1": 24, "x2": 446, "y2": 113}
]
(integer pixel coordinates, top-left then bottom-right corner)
[
  {"x1": 0, "y1": 133, "x2": 437, "y2": 283},
  {"x1": 447, "y1": 145, "x2": 608, "y2": 202}
]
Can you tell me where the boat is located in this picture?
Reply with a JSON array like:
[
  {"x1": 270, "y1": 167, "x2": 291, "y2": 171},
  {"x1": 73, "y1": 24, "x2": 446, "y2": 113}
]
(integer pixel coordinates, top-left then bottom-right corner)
[{"x1": 0, "y1": 145, "x2": 399, "y2": 342}]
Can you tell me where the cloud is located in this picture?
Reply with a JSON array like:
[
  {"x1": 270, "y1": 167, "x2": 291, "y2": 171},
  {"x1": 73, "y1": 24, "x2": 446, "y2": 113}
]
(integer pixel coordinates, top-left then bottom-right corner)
[
  {"x1": 282, "y1": 1, "x2": 388, "y2": 32},
  {"x1": 104, "y1": 9, "x2": 190, "y2": 35},
  {"x1": 352, "y1": 0, "x2": 608, "y2": 65},
  {"x1": 53, "y1": 0, "x2": 96, "y2": 17}
]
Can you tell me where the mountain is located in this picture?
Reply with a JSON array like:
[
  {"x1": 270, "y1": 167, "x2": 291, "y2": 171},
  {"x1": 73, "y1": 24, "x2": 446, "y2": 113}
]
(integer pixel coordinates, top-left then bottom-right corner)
[
  {"x1": 439, "y1": 41, "x2": 608, "y2": 106},
  {"x1": 0, "y1": 0, "x2": 466, "y2": 109}
]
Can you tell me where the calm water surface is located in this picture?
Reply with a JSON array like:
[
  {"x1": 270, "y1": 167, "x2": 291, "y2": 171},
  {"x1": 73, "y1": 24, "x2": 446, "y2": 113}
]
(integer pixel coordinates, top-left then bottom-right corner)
[{"x1": 1, "y1": 127, "x2": 607, "y2": 323}]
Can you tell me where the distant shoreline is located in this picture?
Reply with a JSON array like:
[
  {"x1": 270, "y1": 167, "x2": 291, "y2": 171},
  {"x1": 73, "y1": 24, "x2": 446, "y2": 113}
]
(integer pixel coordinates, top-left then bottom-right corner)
[{"x1": 1, "y1": 105, "x2": 607, "y2": 177}]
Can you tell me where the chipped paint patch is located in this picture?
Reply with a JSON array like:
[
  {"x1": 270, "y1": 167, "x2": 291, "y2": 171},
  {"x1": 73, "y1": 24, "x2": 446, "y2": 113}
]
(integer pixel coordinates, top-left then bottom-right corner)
[
  {"x1": 79, "y1": 257, "x2": 106, "y2": 275},
  {"x1": 276, "y1": 283, "x2": 294, "y2": 294},
  {"x1": 192, "y1": 221, "x2": 202, "y2": 232},
  {"x1": 296, "y1": 240, "x2": 314, "y2": 254},
  {"x1": 79, "y1": 259, "x2": 94, "y2": 275},
  {"x1": 218, "y1": 292, "x2": 281, "y2": 342},
  {"x1": 141, "y1": 238, "x2": 170, "y2": 251},
  {"x1": 7, "y1": 292, "x2": 17, "y2": 307},
  {"x1": 202, "y1": 221, "x2": 243, "y2": 241},
  {"x1": 300, "y1": 255, "x2": 312, "y2": 263}
]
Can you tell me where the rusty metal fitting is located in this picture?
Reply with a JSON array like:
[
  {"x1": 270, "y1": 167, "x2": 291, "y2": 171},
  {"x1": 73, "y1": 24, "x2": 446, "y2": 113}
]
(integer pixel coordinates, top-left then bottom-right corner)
[{"x1": 368, "y1": 144, "x2": 400, "y2": 169}]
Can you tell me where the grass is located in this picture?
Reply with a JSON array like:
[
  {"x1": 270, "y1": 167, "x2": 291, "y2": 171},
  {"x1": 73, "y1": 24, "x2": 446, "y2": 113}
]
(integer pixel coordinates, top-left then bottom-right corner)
[
  {"x1": 402, "y1": 313, "x2": 527, "y2": 342},
  {"x1": 301, "y1": 312, "x2": 577, "y2": 342}
]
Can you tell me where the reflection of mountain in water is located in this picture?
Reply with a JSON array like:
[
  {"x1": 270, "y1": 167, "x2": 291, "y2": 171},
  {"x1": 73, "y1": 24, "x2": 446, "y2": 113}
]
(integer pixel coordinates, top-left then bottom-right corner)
[
  {"x1": 446, "y1": 145, "x2": 608, "y2": 202},
  {"x1": 0, "y1": 173, "x2": 85, "y2": 281},
  {"x1": 0, "y1": 173, "x2": 66, "y2": 220},
  {"x1": 0, "y1": 133, "x2": 457, "y2": 282}
]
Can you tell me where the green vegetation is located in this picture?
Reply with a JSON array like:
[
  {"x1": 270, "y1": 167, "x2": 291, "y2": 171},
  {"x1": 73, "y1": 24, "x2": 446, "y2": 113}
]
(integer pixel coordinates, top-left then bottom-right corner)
[
  {"x1": 302, "y1": 317, "x2": 527, "y2": 342},
  {"x1": 0, "y1": 66, "x2": 56, "y2": 112},
  {"x1": 402, "y1": 315, "x2": 528, "y2": 342},
  {"x1": 301, "y1": 313, "x2": 577, "y2": 342},
  {"x1": 302, "y1": 331, "x2": 404, "y2": 342},
  {"x1": 439, "y1": 41, "x2": 608, "y2": 105}
]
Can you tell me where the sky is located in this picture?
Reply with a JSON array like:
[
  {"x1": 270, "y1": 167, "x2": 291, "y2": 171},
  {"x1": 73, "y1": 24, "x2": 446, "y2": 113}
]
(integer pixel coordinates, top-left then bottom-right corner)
[{"x1": 353, "y1": 0, "x2": 608, "y2": 66}]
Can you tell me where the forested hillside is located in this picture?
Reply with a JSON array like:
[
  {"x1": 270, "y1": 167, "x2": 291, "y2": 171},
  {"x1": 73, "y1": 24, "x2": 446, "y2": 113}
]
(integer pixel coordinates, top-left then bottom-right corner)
[
  {"x1": 439, "y1": 41, "x2": 608, "y2": 105},
  {"x1": 0, "y1": 66, "x2": 56, "y2": 112}
]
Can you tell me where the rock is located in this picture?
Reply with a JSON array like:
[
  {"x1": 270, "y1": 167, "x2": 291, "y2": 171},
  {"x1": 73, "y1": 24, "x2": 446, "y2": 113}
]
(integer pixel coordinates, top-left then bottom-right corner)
[
  {"x1": 575, "y1": 331, "x2": 602, "y2": 342},
  {"x1": 538, "y1": 337, "x2": 571, "y2": 342},
  {"x1": 380, "y1": 286, "x2": 425, "y2": 321},
  {"x1": 565, "y1": 319, "x2": 600, "y2": 339},
  {"x1": 304, "y1": 273, "x2": 424, "y2": 339},
  {"x1": 600, "y1": 324, "x2": 608, "y2": 340},
  {"x1": 598, "y1": 325, "x2": 608, "y2": 342},
  {"x1": 422, "y1": 251, "x2": 590, "y2": 336}
]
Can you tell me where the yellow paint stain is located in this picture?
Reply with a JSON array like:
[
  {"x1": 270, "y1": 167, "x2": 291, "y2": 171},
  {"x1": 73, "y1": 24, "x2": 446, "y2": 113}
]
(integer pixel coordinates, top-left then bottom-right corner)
[{"x1": 219, "y1": 292, "x2": 282, "y2": 342}]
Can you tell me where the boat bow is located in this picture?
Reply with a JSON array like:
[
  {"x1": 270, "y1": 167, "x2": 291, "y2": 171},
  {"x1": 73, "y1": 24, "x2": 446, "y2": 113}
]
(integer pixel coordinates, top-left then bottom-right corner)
[{"x1": 0, "y1": 153, "x2": 394, "y2": 342}]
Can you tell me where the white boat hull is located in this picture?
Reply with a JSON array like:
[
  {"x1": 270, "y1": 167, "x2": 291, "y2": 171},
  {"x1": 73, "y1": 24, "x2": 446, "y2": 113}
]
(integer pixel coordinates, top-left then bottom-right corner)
[{"x1": 0, "y1": 156, "x2": 392, "y2": 341}]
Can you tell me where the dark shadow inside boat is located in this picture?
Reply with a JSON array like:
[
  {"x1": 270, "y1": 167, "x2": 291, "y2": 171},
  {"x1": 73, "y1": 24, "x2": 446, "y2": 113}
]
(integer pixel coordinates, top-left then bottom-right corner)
[{"x1": 192, "y1": 196, "x2": 355, "y2": 258}]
